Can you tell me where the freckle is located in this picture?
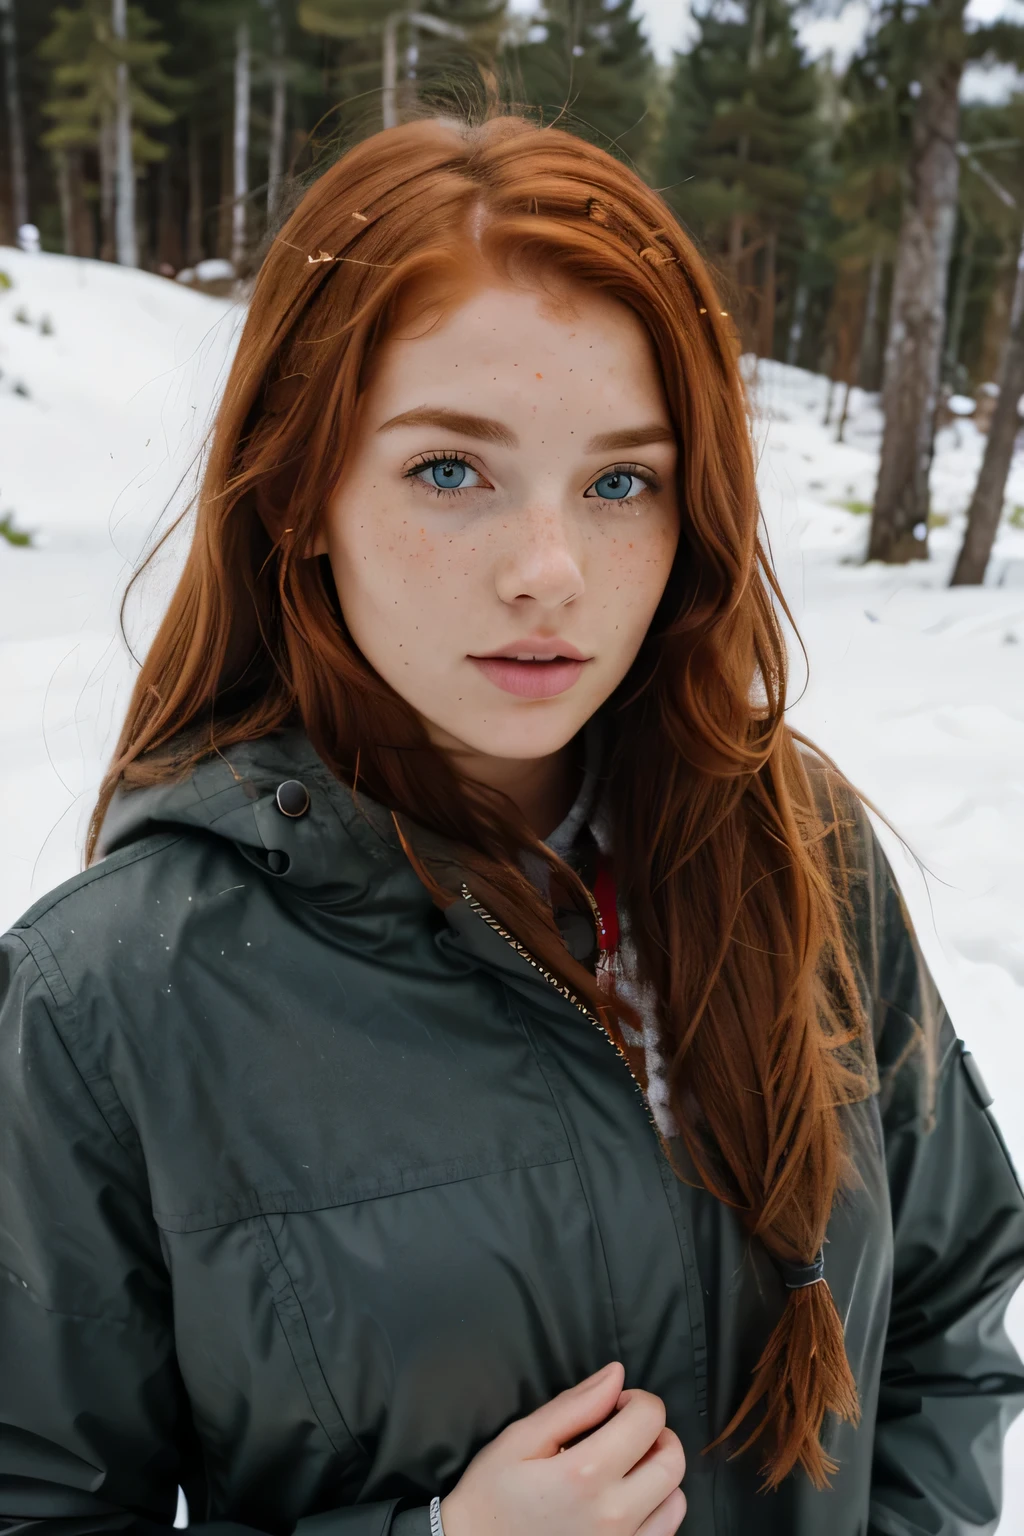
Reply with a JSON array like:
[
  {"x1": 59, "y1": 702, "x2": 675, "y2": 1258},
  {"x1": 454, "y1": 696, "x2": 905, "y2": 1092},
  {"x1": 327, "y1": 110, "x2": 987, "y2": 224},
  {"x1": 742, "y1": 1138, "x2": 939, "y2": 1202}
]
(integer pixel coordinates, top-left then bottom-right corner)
[{"x1": 536, "y1": 372, "x2": 543, "y2": 379}]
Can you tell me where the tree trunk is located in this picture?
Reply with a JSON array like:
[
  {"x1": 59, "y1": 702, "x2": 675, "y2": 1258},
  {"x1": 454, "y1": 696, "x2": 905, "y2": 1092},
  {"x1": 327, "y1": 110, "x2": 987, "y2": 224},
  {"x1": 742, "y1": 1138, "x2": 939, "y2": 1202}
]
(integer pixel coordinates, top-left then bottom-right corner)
[
  {"x1": 0, "y1": 0, "x2": 28, "y2": 233},
  {"x1": 266, "y1": 0, "x2": 287, "y2": 220},
  {"x1": 836, "y1": 380, "x2": 854, "y2": 443},
  {"x1": 785, "y1": 276, "x2": 807, "y2": 367},
  {"x1": 976, "y1": 245, "x2": 1017, "y2": 385},
  {"x1": 944, "y1": 221, "x2": 975, "y2": 384},
  {"x1": 399, "y1": 12, "x2": 418, "y2": 117},
  {"x1": 156, "y1": 153, "x2": 182, "y2": 271},
  {"x1": 727, "y1": 0, "x2": 766, "y2": 334},
  {"x1": 67, "y1": 149, "x2": 94, "y2": 256},
  {"x1": 99, "y1": 109, "x2": 117, "y2": 261},
  {"x1": 857, "y1": 245, "x2": 883, "y2": 391},
  {"x1": 868, "y1": 0, "x2": 966, "y2": 563},
  {"x1": 758, "y1": 228, "x2": 776, "y2": 360},
  {"x1": 187, "y1": 116, "x2": 203, "y2": 265},
  {"x1": 382, "y1": 9, "x2": 399, "y2": 130},
  {"x1": 112, "y1": 0, "x2": 138, "y2": 267},
  {"x1": 232, "y1": 20, "x2": 251, "y2": 271},
  {"x1": 950, "y1": 234, "x2": 1024, "y2": 586},
  {"x1": 55, "y1": 151, "x2": 75, "y2": 255},
  {"x1": 217, "y1": 116, "x2": 233, "y2": 259}
]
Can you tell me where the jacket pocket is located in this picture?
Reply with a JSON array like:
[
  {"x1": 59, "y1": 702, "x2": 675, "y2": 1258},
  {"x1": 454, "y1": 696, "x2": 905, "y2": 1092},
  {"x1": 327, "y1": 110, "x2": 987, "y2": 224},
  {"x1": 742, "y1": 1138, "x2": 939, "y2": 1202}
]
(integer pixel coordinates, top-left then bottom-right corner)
[{"x1": 253, "y1": 1213, "x2": 366, "y2": 1461}]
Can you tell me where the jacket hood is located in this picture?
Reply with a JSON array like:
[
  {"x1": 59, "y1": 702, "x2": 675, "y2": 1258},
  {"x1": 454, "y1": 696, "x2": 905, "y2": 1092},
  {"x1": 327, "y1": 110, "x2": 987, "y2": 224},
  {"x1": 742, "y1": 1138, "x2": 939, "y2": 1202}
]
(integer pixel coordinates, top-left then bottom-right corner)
[
  {"x1": 95, "y1": 727, "x2": 605, "y2": 997},
  {"x1": 96, "y1": 729, "x2": 422, "y2": 899}
]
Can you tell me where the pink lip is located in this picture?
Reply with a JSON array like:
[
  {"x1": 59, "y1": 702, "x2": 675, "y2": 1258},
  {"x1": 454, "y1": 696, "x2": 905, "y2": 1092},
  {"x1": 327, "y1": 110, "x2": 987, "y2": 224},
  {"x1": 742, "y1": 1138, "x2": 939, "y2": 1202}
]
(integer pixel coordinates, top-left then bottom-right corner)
[
  {"x1": 469, "y1": 657, "x2": 588, "y2": 699},
  {"x1": 473, "y1": 636, "x2": 588, "y2": 662}
]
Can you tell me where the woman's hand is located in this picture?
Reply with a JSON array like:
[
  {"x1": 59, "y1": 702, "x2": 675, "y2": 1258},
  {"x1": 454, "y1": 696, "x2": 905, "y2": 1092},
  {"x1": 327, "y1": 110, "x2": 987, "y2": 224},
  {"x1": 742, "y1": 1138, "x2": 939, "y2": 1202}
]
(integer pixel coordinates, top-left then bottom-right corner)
[{"x1": 439, "y1": 1362, "x2": 686, "y2": 1536}]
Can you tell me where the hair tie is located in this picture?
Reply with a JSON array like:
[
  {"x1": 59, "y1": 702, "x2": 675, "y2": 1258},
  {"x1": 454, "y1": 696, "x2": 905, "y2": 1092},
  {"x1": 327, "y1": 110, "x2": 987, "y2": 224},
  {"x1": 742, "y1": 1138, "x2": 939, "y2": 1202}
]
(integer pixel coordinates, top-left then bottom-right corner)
[{"x1": 777, "y1": 1247, "x2": 825, "y2": 1289}]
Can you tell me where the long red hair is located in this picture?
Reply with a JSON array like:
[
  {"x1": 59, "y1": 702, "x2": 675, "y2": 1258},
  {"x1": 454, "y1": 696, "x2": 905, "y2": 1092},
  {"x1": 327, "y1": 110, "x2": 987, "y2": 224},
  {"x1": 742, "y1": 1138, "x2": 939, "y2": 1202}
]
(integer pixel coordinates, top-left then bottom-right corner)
[{"x1": 90, "y1": 113, "x2": 869, "y2": 1490}]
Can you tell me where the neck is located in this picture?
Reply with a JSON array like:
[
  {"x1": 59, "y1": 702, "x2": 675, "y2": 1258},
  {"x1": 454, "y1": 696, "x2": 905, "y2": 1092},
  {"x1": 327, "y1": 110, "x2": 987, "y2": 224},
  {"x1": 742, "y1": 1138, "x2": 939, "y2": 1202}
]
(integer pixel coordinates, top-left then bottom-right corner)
[{"x1": 435, "y1": 733, "x2": 586, "y2": 843}]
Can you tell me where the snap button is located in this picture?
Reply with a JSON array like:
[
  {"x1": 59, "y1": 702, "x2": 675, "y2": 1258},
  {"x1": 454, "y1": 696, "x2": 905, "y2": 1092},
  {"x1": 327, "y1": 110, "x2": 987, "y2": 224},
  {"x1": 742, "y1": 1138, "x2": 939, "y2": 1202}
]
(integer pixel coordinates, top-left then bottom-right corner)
[{"x1": 275, "y1": 779, "x2": 310, "y2": 818}]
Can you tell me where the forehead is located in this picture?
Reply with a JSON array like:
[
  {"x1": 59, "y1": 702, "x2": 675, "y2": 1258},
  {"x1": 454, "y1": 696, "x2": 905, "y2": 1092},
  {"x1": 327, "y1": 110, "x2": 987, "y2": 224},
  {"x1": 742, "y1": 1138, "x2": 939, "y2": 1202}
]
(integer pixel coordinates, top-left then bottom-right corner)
[{"x1": 364, "y1": 278, "x2": 666, "y2": 411}]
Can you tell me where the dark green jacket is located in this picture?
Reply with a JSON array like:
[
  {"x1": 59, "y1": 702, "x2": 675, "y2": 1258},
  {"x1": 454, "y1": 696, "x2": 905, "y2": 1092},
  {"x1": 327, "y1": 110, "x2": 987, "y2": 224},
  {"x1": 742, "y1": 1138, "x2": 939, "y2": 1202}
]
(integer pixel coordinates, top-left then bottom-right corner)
[{"x1": 2, "y1": 731, "x2": 1023, "y2": 1536}]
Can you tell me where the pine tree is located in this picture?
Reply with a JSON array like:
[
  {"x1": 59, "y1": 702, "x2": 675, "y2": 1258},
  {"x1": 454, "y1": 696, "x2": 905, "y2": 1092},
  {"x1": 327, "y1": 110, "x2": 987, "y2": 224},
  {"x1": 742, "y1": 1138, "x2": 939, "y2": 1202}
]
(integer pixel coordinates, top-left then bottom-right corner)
[
  {"x1": 951, "y1": 225, "x2": 1024, "y2": 585},
  {"x1": 299, "y1": 1, "x2": 506, "y2": 132},
  {"x1": 867, "y1": 0, "x2": 1024, "y2": 562},
  {"x1": 511, "y1": 0, "x2": 656, "y2": 170},
  {"x1": 40, "y1": 0, "x2": 175, "y2": 261},
  {"x1": 828, "y1": 13, "x2": 913, "y2": 392},
  {"x1": 264, "y1": 0, "x2": 287, "y2": 218},
  {"x1": 866, "y1": 0, "x2": 968, "y2": 562},
  {"x1": 946, "y1": 94, "x2": 1024, "y2": 390},
  {"x1": 173, "y1": 1, "x2": 276, "y2": 267},
  {"x1": 657, "y1": 0, "x2": 821, "y2": 356},
  {"x1": 112, "y1": 0, "x2": 137, "y2": 266},
  {"x1": 0, "y1": 0, "x2": 30, "y2": 233}
]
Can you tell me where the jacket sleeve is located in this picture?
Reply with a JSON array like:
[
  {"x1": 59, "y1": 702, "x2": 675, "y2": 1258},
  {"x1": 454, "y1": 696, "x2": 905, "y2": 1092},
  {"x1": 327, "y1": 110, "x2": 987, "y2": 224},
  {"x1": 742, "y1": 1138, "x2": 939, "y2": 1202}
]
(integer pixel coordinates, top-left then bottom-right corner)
[
  {"x1": 0, "y1": 930, "x2": 429, "y2": 1536},
  {"x1": 858, "y1": 825, "x2": 1024, "y2": 1536}
]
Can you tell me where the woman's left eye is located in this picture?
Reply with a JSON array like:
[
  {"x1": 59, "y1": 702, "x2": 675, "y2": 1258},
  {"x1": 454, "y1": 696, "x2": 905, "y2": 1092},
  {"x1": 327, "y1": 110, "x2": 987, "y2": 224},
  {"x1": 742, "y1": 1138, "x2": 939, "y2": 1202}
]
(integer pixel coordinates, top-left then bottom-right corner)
[
  {"x1": 585, "y1": 467, "x2": 657, "y2": 502},
  {"x1": 408, "y1": 456, "x2": 484, "y2": 494}
]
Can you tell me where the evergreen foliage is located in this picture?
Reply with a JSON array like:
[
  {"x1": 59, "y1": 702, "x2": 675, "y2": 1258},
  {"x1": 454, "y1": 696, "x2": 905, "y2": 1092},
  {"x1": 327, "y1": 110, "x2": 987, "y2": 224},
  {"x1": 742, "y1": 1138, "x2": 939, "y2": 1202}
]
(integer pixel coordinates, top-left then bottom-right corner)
[
  {"x1": 657, "y1": 0, "x2": 822, "y2": 354},
  {"x1": 40, "y1": 0, "x2": 175, "y2": 168},
  {"x1": 0, "y1": 0, "x2": 1021, "y2": 421},
  {"x1": 298, "y1": 0, "x2": 507, "y2": 137},
  {"x1": 510, "y1": 0, "x2": 656, "y2": 169}
]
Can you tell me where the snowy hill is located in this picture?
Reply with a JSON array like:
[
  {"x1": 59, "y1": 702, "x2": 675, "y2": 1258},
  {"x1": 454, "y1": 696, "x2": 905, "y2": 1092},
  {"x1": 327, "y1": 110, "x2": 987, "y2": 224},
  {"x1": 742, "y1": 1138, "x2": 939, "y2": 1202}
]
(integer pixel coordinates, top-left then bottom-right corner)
[
  {"x1": 1, "y1": 247, "x2": 1023, "y2": 1523},
  {"x1": 0, "y1": 246, "x2": 240, "y2": 903}
]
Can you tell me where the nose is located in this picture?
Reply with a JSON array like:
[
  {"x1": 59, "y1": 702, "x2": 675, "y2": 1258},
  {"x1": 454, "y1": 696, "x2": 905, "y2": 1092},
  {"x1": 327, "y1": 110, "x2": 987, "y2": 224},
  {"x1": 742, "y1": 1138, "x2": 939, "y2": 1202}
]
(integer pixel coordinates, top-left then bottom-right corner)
[{"x1": 492, "y1": 499, "x2": 584, "y2": 609}]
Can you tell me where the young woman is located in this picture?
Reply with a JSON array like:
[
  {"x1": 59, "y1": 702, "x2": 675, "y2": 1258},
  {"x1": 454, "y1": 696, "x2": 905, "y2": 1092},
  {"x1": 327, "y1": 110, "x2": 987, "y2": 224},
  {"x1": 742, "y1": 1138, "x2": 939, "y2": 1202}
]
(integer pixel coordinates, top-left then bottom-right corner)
[{"x1": 2, "y1": 113, "x2": 1023, "y2": 1536}]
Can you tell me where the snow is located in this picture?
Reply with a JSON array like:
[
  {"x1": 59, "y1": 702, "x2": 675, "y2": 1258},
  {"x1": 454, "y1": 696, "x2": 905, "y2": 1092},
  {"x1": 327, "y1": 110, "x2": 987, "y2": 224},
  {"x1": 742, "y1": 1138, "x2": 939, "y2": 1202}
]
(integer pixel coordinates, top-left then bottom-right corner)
[
  {"x1": 2, "y1": 248, "x2": 1024, "y2": 1524},
  {"x1": 0, "y1": 246, "x2": 241, "y2": 903}
]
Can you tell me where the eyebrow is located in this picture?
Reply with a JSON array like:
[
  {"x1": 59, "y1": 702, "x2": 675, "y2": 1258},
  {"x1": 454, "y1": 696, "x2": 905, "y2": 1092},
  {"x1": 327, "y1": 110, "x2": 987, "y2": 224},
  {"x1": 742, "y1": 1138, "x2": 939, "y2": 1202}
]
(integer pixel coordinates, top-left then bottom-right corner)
[
  {"x1": 377, "y1": 406, "x2": 675, "y2": 455},
  {"x1": 587, "y1": 425, "x2": 676, "y2": 452},
  {"x1": 377, "y1": 407, "x2": 517, "y2": 446}
]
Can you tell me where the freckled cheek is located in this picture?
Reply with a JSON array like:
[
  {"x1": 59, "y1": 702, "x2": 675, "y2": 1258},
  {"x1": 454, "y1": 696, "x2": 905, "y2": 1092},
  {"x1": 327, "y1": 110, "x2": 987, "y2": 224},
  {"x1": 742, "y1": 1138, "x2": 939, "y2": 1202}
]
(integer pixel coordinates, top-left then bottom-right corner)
[
  {"x1": 598, "y1": 525, "x2": 678, "y2": 602},
  {"x1": 343, "y1": 522, "x2": 480, "y2": 649}
]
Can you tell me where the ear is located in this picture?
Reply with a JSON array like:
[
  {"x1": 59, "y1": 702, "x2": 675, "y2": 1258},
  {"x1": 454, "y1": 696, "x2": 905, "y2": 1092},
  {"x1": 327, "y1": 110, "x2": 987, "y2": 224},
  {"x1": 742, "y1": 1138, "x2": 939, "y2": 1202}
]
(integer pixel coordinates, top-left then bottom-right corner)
[{"x1": 310, "y1": 528, "x2": 330, "y2": 558}]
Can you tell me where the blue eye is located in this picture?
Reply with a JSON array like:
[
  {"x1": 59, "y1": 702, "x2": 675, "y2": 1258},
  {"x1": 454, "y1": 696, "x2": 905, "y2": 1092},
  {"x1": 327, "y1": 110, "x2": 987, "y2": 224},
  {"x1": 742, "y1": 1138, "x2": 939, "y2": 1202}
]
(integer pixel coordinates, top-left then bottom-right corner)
[
  {"x1": 593, "y1": 471, "x2": 632, "y2": 500},
  {"x1": 428, "y1": 459, "x2": 467, "y2": 489},
  {"x1": 589, "y1": 468, "x2": 652, "y2": 501},
  {"x1": 408, "y1": 456, "x2": 484, "y2": 494}
]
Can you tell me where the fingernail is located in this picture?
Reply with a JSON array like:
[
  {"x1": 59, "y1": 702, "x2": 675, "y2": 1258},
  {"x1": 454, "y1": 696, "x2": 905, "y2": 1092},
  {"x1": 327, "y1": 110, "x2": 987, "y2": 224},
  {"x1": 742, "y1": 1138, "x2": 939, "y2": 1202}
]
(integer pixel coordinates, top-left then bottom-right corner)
[{"x1": 586, "y1": 1362, "x2": 618, "y2": 1385}]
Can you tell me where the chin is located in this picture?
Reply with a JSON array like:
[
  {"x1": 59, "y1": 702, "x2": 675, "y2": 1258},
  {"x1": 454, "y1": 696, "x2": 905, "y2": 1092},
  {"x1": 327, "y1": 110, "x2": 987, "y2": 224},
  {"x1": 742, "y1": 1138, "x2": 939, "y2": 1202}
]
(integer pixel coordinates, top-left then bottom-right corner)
[{"x1": 443, "y1": 706, "x2": 594, "y2": 762}]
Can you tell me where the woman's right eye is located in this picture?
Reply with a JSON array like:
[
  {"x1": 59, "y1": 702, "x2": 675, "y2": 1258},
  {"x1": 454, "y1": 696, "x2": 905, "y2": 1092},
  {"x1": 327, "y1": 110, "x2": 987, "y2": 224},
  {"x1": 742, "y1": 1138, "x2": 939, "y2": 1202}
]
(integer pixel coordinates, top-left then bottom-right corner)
[{"x1": 408, "y1": 457, "x2": 484, "y2": 494}]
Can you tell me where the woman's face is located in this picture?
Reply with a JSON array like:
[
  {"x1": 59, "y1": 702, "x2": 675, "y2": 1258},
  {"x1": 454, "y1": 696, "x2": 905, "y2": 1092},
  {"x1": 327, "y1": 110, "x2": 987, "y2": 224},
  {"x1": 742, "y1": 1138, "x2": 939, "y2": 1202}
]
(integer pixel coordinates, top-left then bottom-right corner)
[{"x1": 318, "y1": 279, "x2": 679, "y2": 779}]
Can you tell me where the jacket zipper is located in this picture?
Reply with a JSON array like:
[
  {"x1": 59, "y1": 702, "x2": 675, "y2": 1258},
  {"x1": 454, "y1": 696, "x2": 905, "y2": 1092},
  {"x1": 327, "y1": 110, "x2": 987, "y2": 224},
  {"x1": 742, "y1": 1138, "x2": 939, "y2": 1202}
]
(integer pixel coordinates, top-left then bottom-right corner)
[{"x1": 459, "y1": 884, "x2": 666, "y2": 1151}]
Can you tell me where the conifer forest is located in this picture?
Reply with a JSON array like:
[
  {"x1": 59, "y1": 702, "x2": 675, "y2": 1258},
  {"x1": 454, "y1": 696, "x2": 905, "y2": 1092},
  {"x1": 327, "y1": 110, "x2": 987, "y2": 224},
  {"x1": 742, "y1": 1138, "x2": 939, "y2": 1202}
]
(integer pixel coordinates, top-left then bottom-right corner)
[{"x1": 0, "y1": 0, "x2": 1023, "y2": 575}]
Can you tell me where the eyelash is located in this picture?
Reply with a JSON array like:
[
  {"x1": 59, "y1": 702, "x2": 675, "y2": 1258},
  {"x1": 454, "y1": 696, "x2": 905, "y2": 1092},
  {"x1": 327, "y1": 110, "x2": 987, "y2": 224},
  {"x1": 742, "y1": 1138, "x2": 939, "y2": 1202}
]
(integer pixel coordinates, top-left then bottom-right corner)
[
  {"x1": 403, "y1": 450, "x2": 483, "y2": 498},
  {"x1": 585, "y1": 462, "x2": 662, "y2": 499},
  {"x1": 403, "y1": 452, "x2": 662, "y2": 500}
]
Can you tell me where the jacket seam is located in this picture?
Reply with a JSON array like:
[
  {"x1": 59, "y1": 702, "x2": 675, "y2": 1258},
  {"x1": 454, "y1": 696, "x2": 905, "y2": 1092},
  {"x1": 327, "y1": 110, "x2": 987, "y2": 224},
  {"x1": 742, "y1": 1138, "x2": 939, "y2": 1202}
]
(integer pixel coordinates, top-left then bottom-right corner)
[
  {"x1": 16, "y1": 925, "x2": 74, "y2": 1009},
  {"x1": 652, "y1": 1152, "x2": 710, "y2": 1421},
  {"x1": 510, "y1": 1003, "x2": 626, "y2": 1368},
  {"x1": 152, "y1": 1151, "x2": 577, "y2": 1232},
  {"x1": 11, "y1": 833, "x2": 185, "y2": 932},
  {"x1": 253, "y1": 1215, "x2": 368, "y2": 1463},
  {"x1": 13, "y1": 930, "x2": 145, "y2": 1156}
]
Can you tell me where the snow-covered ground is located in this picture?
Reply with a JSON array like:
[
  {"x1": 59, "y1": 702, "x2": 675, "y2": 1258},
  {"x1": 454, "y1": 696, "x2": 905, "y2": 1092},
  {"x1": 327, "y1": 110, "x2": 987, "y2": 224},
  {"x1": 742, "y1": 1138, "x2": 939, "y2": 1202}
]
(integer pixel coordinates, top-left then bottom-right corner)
[{"x1": 1, "y1": 248, "x2": 1023, "y2": 1525}]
